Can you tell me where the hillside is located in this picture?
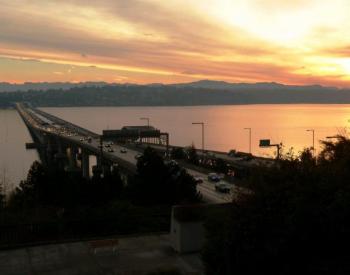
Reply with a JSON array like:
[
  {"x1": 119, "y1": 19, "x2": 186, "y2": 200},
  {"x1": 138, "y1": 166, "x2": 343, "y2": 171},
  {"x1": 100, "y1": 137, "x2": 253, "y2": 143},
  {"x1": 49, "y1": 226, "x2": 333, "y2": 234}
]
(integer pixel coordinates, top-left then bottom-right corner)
[{"x1": 0, "y1": 80, "x2": 349, "y2": 107}]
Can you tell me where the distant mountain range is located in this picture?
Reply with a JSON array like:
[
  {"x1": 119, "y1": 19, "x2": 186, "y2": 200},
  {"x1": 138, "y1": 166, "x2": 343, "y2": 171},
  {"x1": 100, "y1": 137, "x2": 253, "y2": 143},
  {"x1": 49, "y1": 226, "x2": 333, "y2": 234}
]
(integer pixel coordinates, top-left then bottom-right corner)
[
  {"x1": 0, "y1": 79, "x2": 341, "y2": 93},
  {"x1": 172, "y1": 80, "x2": 339, "y2": 91},
  {"x1": 0, "y1": 80, "x2": 349, "y2": 107},
  {"x1": 0, "y1": 81, "x2": 109, "y2": 92}
]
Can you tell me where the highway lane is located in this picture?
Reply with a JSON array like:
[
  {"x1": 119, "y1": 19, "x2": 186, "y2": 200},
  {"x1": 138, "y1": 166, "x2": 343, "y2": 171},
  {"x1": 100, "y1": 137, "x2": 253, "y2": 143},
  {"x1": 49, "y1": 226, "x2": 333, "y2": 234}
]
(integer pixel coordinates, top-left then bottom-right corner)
[
  {"x1": 64, "y1": 135, "x2": 234, "y2": 203},
  {"x1": 21, "y1": 105, "x2": 235, "y2": 204},
  {"x1": 185, "y1": 168, "x2": 233, "y2": 203},
  {"x1": 78, "y1": 137, "x2": 234, "y2": 203},
  {"x1": 138, "y1": 143, "x2": 274, "y2": 168}
]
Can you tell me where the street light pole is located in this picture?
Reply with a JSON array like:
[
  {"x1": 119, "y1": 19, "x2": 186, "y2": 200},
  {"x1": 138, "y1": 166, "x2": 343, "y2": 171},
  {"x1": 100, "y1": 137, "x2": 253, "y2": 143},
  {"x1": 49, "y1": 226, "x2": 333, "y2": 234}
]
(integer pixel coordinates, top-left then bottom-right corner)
[
  {"x1": 192, "y1": 122, "x2": 204, "y2": 152},
  {"x1": 244, "y1": 128, "x2": 252, "y2": 154},
  {"x1": 140, "y1": 117, "x2": 150, "y2": 127},
  {"x1": 306, "y1": 129, "x2": 315, "y2": 156}
]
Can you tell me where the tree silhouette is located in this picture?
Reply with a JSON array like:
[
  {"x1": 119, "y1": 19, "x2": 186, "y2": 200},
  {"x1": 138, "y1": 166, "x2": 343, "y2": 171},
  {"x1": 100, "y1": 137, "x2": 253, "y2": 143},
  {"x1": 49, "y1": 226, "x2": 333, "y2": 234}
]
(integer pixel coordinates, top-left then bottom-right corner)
[
  {"x1": 129, "y1": 147, "x2": 200, "y2": 205},
  {"x1": 203, "y1": 136, "x2": 350, "y2": 275}
]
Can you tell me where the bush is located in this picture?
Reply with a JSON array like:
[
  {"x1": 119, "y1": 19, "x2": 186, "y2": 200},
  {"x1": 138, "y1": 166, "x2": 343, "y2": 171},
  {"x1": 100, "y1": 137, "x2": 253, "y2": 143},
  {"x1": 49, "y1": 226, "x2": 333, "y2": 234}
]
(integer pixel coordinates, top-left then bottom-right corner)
[
  {"x1": 128, "y1": 147, "x2": 201, "y2": 205},
  {"x1": 203, "y1": 137, "x2": 350, "y2": 275}
]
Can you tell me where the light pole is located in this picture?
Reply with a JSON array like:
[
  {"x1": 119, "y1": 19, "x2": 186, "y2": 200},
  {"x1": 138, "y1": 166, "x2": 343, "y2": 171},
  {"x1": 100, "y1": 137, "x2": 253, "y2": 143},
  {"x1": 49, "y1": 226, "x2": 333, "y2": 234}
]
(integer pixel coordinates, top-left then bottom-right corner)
[
  {"x1": 192, "y1": 122, "x2": 204, "y2": 152},
  {"x1": 244, "y1": 128, "x2": 252, "y2": 154},
  {"x1": 140, "y1": 117, "x2": 150, "y2": 127},
  {"x1": 306, "y1": 129, "x2": 315, "y2": 156}
]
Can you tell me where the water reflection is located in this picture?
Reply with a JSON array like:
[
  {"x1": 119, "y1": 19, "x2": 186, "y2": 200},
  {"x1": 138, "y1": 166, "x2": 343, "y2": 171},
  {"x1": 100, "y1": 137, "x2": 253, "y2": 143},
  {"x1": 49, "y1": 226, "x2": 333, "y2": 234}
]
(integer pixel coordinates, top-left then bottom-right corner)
[
  {"x1": 0, "y1": 109, "x2": 38, "y2": 191},
  {"x1": 1, "y1": 104, "x2": 349, "y2": 189},
  {"x1": 43, "y1": 104, "x2": 350, "y2": 158}
]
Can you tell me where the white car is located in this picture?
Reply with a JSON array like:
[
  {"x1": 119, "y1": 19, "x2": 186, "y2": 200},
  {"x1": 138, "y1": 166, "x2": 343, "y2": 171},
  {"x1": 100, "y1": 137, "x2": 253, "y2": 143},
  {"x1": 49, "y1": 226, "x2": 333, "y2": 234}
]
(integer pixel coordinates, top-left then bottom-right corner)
[{"x1": 194, "y1": 176, "x2": 204, "y2": 184}]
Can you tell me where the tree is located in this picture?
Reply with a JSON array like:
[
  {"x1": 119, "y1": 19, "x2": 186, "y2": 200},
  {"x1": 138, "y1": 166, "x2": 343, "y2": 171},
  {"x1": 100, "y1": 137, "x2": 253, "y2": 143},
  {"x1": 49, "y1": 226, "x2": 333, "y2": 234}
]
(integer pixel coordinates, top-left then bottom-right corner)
[
  {"x1": 170, "y1": 147, "x2": 186, "y2": 159},
  {"x1": 186, "y1": 144, "x2": 199, "y2": 165},
  {"x1": 129, "y1": 147, "x2": 200, "y2": 205},
  {"x1": 203, "y1": 136, "x2": 350, "y2": 275},
  {"x1": 213, "y1": 158, "x2": 228, "y2": 173},
  {"x1": 0, "y1": 178, "x2": 5, "y2": 210},
  {"x1": 8, "y1": 160, "x2": 124, "y2": 209}
]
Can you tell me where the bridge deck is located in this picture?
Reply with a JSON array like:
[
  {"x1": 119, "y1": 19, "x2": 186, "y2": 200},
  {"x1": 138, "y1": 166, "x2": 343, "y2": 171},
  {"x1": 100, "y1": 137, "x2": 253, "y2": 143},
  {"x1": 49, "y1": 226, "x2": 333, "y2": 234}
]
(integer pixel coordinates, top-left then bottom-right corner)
[{"x1": 16, "y1": 103, "x2": 239, "y2": 203}]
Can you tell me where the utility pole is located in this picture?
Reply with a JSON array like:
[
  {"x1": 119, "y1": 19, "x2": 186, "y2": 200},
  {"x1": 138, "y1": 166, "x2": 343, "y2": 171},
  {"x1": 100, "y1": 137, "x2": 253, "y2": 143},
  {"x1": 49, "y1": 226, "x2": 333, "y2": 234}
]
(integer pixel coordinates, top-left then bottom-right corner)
[
  {"x1": 244, "y1": 128, "x2": 252, "y2": 154},
  {"x1": 140, "y1": 117, "x2": 150, "y2": 127},
  {"x1": 306, "y1": 129, "x2": 315, "y2": 156}
]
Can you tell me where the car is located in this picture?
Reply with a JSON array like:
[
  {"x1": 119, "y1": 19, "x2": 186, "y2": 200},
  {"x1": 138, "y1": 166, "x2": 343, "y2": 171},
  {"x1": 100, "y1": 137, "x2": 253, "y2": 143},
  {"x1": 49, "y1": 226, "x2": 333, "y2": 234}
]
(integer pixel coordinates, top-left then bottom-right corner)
[
  {"x1": 193, "y1": 176, "x2": 204, "y2": 184},
  {"x1": 208, "y1": 173, "x2": 220, "y2": 182},
  {"x1": 135, "y1": 153, "x2": 142, "y2": 160},
  {"x1": 120, "y1": 148, "x2": 127, "y2": 153},
  {"x1": 105, "y1": 144, "x2": 111, "y2": 148},
  {"x1": 215, "y1": 182, "x2": 231, "y2": 193},
  {"x1": 108, "y1": 148, "x2": 114, "y2": 152}
]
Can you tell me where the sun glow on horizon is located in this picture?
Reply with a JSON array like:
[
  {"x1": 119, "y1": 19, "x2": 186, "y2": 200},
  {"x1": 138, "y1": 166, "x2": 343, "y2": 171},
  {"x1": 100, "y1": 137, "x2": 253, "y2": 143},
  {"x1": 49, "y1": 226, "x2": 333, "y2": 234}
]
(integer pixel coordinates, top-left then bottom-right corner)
[{"x1": 0, "y1": 0, "x2": 350, "y2": 87}]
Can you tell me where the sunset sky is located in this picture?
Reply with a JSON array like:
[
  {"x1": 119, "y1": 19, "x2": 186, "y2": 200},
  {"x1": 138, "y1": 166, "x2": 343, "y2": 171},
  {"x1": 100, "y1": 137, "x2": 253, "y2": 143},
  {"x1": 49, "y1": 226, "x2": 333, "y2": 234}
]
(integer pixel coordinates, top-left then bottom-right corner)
[{"x1": 1, "y1": 0, "x2": 350, "y2": 87}]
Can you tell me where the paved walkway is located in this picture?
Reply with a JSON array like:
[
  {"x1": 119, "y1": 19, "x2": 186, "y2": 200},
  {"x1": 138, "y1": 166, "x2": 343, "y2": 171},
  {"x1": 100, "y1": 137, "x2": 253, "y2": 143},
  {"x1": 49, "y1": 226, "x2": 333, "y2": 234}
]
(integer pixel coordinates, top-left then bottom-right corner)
[{"x1": 0, "y1": 234, "x2": 204, "y2": 275}]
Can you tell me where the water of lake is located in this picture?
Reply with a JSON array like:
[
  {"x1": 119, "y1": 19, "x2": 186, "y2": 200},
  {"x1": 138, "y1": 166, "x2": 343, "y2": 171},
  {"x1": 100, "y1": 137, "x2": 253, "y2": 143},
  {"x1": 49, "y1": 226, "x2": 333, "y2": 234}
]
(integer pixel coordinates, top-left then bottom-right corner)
[{"x1": 1, "y1": 104, "x2": 350, "y2": 190}]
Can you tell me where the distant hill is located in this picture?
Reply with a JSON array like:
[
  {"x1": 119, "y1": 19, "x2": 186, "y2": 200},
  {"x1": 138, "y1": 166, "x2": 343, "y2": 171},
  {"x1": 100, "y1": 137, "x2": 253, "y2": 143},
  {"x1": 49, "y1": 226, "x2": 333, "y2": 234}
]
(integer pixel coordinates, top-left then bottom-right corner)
[
  {"x1": 172, "y1": 79, "x2": 337, "y2": 92},
  {"x1": 0, "y1": 82, "x2": 109, "y2": 92},
  {"x1": 0, "y1": 80, "x2": 349, "y2": 107}
]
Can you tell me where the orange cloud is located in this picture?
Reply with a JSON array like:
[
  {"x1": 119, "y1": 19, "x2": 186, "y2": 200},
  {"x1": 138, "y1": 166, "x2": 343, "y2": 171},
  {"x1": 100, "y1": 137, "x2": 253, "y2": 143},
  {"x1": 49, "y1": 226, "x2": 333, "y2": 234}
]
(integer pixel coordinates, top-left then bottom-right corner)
[{"x1": 0, "y1": 0, "x2": 349, "y2": 87}]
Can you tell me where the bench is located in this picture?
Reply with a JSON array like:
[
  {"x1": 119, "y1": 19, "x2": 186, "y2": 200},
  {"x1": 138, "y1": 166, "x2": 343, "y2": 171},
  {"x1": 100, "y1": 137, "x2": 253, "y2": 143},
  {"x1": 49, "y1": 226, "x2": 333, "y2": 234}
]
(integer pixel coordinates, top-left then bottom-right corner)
[{"x1": 88, "y1": 239, "x2": 119, "y2": 254}]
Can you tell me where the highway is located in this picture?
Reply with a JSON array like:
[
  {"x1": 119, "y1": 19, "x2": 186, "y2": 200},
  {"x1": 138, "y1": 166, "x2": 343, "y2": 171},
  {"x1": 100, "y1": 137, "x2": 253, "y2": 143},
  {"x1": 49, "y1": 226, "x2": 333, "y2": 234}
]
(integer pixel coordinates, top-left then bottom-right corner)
[
  {"x1": 136, "y1": 143, "x2": 274, "y2": 169},
  {"x1": 17, "y1": 104, "x2": 236, "y2": 204},
  {"x1": 78, "y1": 137, "x2": 234, "y2": 203}
]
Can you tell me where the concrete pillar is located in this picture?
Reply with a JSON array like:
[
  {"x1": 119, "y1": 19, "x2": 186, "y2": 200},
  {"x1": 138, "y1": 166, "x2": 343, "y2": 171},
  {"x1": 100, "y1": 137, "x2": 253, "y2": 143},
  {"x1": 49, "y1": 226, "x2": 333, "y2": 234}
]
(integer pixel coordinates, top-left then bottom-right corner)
[
  {"x1": 82, "y1": 150, "x2": 90, "y2": 179},
  {"x1": 96, "y1": 155, "x2": 102, "y2": 168},
  {"x1": 54, "y1": 140, "x2": 67, "y2": 170},
  {"x1": 68, "y1": 147, "x2": 79, "y2": 166},
  {"x1": 66, "y1": 147, "x2": 80, "y2": 172},
  {"x1": 45, "y1": 137, "x2": 55, "y2": 165},
  {"x1": 103, "y1": 164, "x2": 112, "y2": 177}
]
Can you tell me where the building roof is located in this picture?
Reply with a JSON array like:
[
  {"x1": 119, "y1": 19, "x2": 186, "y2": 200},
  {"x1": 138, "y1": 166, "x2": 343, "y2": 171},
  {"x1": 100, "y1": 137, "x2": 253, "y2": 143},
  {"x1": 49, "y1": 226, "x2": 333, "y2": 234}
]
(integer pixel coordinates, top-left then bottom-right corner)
[{"x1": 121, "y1": 125, "x2": 156, "y2": 131}]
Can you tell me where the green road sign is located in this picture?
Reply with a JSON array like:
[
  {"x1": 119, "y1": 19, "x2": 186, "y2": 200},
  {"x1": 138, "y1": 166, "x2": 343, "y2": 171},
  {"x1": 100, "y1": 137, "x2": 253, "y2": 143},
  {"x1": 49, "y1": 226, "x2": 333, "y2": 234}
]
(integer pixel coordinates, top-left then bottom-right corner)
[{"x1": 259, "y1": 139, "x2": 271, "y2": 147}]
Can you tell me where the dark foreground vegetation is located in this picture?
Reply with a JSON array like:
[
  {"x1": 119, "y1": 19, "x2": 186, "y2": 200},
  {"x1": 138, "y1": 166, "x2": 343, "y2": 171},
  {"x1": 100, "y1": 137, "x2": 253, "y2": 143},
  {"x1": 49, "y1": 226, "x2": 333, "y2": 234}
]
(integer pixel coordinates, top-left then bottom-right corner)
[
  {"x1": 0, "y1": 147, "x2": 200, "y2": 248},
  {"x1": 203, "y1": 136, "x2": 350, "y2": 274}
]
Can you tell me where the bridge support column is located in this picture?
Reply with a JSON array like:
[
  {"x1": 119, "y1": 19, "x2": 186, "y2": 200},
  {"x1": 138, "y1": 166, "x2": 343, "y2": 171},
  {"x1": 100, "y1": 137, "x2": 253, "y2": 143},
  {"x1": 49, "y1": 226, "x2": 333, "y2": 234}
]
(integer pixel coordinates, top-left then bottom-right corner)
[
  {"x1": 66, "y1": 147, "x2": 80, "y2": 173},
  {"x1": 82, "y1": 150, "x2": 90, "y2": 179},
  {"x1": 45, "y1": 137, "x2": 55, "y2": 165},
  {"x1": 96, "y1": 155, "x2": 102, "y2": 168},
  {"x1": 54, "y1": 141, "x2": 67, "y2": 170},
  {"x1": 103, "y1": 163, "x2": 112, "y2": 177}
]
